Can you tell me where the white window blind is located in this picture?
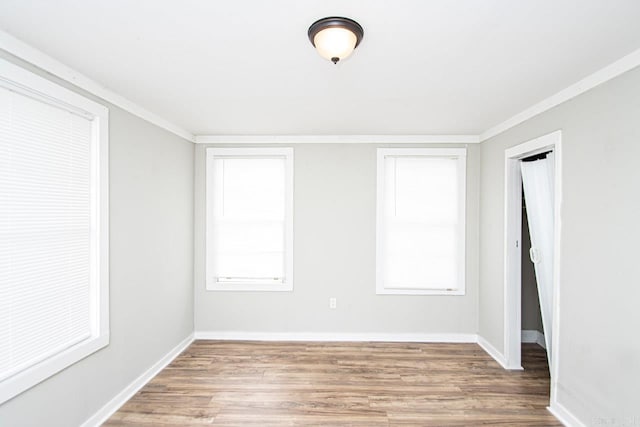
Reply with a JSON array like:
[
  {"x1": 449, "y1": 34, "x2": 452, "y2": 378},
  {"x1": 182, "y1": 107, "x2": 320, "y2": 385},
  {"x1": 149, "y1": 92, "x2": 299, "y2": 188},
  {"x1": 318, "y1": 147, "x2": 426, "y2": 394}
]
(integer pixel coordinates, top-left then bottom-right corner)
[
  {"x1": 376, "y1": 148, "x2": 466, "y2": 295},
  {"x1": 206, "y1": 148, "x2": 293, "y2": 291},
  {"x1": 0, "y1": 59, "x2": 108, "y2": 404}
]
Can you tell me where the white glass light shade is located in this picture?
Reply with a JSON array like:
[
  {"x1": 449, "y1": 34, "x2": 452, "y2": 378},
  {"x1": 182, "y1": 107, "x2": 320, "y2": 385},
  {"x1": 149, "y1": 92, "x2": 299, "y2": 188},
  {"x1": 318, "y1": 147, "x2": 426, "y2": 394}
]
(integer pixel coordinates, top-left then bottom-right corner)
[
  {"x1": 308, "y1": 17, "x2": 363, "y2": 64},
  {"x1": 313, "y1": 27, "x2": 358, "y2": 62}
]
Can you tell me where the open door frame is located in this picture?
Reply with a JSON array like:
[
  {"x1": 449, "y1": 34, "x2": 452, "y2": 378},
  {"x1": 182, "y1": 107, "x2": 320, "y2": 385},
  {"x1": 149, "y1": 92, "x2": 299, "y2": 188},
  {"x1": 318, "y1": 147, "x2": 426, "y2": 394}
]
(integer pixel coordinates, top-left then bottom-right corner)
[{"x1": 503, "y1": 130, "x2": 562, "y2": 405}]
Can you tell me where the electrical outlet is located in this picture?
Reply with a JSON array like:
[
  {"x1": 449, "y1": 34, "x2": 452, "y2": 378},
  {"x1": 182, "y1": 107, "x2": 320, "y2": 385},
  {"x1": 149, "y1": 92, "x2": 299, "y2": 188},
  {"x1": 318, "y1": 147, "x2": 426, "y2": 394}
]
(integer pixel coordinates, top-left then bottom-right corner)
[{"x1": 329, "y1": 297, "x2": 337, "y2": 309}]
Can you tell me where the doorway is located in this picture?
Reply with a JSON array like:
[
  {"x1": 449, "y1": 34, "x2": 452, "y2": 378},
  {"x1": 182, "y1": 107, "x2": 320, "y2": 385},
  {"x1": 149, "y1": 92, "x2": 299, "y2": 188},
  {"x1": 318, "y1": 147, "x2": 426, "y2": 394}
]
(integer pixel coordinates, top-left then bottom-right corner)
[
  {"x1": 521, "y1": 195, "x2": 546, "y2": 351},
  {"x1": 503, "y1": 130, "x2": 562, "y2": 406}
]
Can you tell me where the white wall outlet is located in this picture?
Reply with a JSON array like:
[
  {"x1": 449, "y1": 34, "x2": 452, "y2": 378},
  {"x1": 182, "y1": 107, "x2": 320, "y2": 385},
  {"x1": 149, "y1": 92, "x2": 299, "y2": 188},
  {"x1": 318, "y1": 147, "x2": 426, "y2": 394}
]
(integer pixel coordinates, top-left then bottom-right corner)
[{"x1": 329, "y1": 297, "x2": 337, "y2": 309}]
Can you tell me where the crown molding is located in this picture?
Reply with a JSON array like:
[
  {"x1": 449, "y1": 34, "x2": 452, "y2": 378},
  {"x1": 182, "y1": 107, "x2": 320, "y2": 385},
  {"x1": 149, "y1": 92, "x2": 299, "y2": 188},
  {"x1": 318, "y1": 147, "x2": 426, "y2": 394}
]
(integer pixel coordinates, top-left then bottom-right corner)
[
  {"x1": 0, "y1": 30, "x2": 195, "y2": 143},
  {"x1": 3, "y1": 27, "x2": 638, "y2": 146},
  {"x1": 480, "y1": 47, "x2": 640, "y2": 142},
  {"x1": 195, "y1": 134, "x2": 480, "y2": 144}
]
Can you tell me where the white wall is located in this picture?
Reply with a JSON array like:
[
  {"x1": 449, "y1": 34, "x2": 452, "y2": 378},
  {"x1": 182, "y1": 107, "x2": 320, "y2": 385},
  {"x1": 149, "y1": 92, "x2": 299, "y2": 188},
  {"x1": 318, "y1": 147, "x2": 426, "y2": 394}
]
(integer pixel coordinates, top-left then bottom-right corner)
[
  {"x1": 0, "y1": 54, "x2": 195, "y2": 427},
  {"x1": 194, "y1": 143, "x2": 480, "y2": 336},
  {"x1": 479, "y1": 66, "x2": 640, "y2": 424}
]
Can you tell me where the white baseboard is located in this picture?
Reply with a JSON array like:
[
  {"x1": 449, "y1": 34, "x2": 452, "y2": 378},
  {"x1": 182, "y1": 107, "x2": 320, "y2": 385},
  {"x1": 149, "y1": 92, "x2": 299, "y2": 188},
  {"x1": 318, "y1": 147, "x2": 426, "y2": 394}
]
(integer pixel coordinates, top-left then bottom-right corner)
[
  {"x1": 477, "y1": 335, "x2": 522, "y2": 370},
  {"x1": 521, "y1": 329, "x2": 546, "y2": 348},
  {"x1": 548, "y1": 402, "x2": 587, "y2": 427},
  {"x1": 194, "y1": 331, "x2": 478, "y2": 343},
  {"x1": 80, "y1": 333, "x2": 194, "y2": 427}
]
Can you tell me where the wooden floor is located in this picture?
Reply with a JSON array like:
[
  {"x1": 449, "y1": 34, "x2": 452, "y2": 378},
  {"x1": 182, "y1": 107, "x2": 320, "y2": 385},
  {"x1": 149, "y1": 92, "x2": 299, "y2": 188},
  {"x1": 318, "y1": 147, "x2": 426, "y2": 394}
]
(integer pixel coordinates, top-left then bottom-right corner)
[{"x1": 105, "y1": 341, "x2": 559, "y2": 426}]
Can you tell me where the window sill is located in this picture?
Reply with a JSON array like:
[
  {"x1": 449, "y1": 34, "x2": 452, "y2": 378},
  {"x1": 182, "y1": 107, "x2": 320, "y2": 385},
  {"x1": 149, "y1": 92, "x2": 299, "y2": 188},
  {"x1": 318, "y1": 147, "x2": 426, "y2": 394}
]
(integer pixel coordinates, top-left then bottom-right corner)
[
  {"x1": 376, "y1": 287, "x2": 465, "y2": 296},
  {"x1": 206, "y1": 280, "x2": 293, "y2": 292},
  {"x1": 0, "y1": 333, "x2": 109, "y2": 404}
]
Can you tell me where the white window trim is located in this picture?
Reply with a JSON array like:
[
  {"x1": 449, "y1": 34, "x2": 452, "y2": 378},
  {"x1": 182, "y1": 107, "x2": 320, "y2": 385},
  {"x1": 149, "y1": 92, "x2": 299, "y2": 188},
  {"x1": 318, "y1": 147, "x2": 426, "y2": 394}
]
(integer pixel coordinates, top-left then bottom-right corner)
[
  {"x1": 376, "y1": 147, "x2": 466, "y2": 296},
  {"x1": 0, "y1": 59, "x2": 109, "y2": 404},
  {"x1": 205, "y1": 147, "x2": 294, "y2": 292}
]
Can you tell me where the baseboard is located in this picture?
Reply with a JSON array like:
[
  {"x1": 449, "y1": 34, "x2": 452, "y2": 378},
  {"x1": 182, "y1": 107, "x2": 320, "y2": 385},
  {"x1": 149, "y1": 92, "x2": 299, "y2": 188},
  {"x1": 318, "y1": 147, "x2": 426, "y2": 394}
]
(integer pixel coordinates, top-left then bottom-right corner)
[
  {"x1": 194, "y1": 331, "x2": 478, "y2": 343},
  {"x1": 80, "y1": 333, "x2": 195, "y2": 427},
  {"x1": 477, "y1": 335, "x2": 522, "y2": 370},
  {"x1": 548, "y1": 401, "x2": 587, "y2": 427},
  {"x1": 521, "y1": 329, "x2": 546, "y2": 348}
]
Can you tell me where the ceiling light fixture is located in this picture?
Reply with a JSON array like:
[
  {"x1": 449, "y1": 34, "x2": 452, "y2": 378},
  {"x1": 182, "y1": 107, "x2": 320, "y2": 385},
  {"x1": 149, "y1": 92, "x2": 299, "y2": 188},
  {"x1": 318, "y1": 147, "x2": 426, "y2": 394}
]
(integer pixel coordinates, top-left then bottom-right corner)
[{"x1": 308, "y1": 17, "x2": 364, "y2": 64}]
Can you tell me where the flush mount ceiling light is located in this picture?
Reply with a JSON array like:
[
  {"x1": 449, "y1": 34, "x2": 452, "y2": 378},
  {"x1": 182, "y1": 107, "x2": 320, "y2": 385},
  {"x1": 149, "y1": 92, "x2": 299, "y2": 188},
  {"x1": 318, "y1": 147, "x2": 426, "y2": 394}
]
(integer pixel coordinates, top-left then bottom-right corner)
[{"x1": 308, "y1": 17, "x2": 364, "y2": 64}]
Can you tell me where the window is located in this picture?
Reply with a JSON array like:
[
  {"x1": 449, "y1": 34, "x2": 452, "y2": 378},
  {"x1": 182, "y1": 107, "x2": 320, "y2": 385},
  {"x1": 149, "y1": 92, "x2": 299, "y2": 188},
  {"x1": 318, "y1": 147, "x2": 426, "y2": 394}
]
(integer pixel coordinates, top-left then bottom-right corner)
[
  {"x1": 376, "y1": 148, "x2": 466, "y2": 295},
  {"x1": 206, "y1": 148, "x2": 293, "y2": 291},
  {"x1": 0, "y1": 59, "x2": 109, "y2": 403}
]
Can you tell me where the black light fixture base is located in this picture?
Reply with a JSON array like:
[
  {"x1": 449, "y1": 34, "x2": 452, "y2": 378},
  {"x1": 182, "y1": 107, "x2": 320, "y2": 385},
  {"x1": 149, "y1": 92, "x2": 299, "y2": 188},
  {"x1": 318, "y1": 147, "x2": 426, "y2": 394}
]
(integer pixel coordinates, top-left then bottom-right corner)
[{"x1": 308, "y1": 17, "x2": 364, "y2": 49}]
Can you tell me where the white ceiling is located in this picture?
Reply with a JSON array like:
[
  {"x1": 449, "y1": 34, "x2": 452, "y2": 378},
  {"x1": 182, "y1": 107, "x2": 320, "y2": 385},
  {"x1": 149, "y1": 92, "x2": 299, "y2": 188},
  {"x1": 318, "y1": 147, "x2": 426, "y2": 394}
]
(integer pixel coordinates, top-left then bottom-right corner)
[{"x1": 1, "y1": 0, "x2": 640, "y2": 136}]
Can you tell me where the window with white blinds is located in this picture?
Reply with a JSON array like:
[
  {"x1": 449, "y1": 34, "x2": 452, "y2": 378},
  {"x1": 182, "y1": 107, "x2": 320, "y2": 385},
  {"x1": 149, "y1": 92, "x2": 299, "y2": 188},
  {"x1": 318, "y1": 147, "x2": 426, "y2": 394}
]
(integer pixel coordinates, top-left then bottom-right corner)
[
  {"x1": 206, "y1": 148, "x2": 293, "y2": 291},
  {"x1": 0, "y1": 59, "x2": 109, "y2": 404},
  {"x1": 376, "y1": 148, "x2": 466, "y2": 295}
]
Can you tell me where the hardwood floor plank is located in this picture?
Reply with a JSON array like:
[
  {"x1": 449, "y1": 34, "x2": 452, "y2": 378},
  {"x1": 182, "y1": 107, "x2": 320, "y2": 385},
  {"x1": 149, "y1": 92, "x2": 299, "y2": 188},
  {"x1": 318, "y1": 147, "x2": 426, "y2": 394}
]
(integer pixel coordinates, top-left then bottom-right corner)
[{"x1": 104, "y1": 341, "x2": 560, "y2": 426}]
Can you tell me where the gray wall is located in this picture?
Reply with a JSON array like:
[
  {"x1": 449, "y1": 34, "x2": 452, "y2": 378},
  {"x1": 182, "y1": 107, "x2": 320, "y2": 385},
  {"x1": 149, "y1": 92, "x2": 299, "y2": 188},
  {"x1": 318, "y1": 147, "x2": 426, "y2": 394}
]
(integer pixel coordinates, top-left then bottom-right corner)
[
  {"x1": 479, "y1": 66, "x2": 640, "y2": 423},
  {"x1": 521, "y1": 206, "x2": 543, "y2": 333},
  {"x1": 194, "y1": 143, "x2": 480, "y2": 335},
  {"x1": 0, "y1": 54, "x2": 195, "y2": 427}
]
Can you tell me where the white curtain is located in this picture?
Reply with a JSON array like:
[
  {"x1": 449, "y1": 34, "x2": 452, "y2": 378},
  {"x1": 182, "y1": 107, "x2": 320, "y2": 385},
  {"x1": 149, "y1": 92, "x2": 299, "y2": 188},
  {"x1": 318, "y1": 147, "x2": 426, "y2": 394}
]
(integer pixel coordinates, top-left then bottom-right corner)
[
  {"x1": 382, "y1": 156, "x2": 461, "y2": 290},
  {"x1": 0, "y1": 85, "x2": 94, "y2": 381},
  {"x1": 211, "y1": 157, "x2": 286, "y2": 282},
  {"x1": 521, "y1": 152, "x2": 555, "y2": 366}
]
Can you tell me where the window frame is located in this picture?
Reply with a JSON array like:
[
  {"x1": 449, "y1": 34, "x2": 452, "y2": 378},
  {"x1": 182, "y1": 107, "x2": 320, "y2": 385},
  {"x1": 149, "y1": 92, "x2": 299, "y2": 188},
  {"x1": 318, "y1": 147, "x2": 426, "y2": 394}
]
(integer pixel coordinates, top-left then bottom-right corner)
[
  {"x1": 205, "y1": 147, "x2": 294, "y2": 292},
  {"x1": 376, "y1": 147, "x2": 466, "y2": 296},
  {"x1": 0, "y1": 58, "x2": 109, "y2": 404}
]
